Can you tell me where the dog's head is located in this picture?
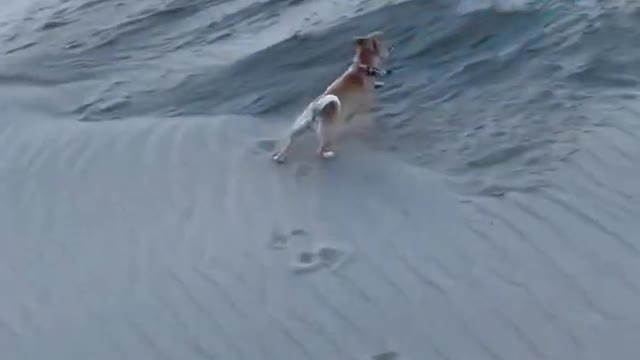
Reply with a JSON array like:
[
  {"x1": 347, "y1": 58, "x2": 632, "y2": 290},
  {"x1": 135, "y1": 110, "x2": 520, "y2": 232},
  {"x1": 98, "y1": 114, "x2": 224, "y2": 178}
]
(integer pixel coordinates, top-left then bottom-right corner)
[{"x1": 353, "y1": 31, "x2": 392, "y2": 66}]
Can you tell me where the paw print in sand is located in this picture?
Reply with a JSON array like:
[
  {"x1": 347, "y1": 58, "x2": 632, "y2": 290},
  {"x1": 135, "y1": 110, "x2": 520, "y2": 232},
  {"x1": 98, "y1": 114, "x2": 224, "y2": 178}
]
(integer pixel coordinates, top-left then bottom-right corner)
[
  {"x1": 290, "y1": 242, "x2": 351, "y2": 274},
  {"x1": 268, "y1": 228, "x2": 351, "y2": 274}
]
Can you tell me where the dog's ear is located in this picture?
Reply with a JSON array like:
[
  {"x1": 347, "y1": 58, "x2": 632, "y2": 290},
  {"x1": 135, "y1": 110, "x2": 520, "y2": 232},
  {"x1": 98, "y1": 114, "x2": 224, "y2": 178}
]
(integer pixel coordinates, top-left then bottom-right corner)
[
  {"x1": 367, "y1": 31, "x2": 384, "y2": 40},
  {"x1": 355, "y1": 31, "x2": 384, "y2": 49}
]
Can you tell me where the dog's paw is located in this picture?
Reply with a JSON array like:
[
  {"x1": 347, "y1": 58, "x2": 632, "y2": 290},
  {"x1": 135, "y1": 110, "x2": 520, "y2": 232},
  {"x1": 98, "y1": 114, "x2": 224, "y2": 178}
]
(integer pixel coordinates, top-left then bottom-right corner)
[
  {"x1": 272, "y1": 152, "x2": 287, "y2": 164},
  {"x1": 321, "y1": 150, "x2": 336, "y2": 159}
]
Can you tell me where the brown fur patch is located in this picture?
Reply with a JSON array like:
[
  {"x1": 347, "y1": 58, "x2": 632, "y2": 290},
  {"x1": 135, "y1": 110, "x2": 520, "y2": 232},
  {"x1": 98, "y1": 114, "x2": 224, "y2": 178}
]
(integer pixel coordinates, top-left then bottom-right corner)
[{"x1": 325, "y1": 72, "x2": 364, "y2": 94}]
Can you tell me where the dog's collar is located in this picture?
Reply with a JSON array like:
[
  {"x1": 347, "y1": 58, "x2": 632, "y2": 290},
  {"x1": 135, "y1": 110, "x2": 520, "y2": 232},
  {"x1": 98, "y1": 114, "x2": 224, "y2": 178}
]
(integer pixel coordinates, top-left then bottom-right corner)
[{"x1": 356, "y1": 64, "x2": 388, "y2": 77}]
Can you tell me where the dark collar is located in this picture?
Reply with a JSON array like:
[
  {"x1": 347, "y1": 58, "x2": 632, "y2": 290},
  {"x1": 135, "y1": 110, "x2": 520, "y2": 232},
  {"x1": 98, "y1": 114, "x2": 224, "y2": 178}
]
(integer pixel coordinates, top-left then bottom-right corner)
[{"x1": 356, "y1": 64, "x2": 386, "y2": 77}]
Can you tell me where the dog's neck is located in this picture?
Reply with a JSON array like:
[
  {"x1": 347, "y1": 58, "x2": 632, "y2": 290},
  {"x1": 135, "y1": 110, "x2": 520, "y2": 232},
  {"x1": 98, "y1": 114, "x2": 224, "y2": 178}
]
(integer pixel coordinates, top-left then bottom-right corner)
[{"x1": 349, "y1": 52, "x2": 383, "y2": 77}]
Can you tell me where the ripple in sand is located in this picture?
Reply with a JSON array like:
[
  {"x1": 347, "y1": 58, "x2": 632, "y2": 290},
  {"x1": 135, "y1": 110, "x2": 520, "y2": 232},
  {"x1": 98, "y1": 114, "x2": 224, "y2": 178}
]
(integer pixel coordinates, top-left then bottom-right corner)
[
  {"x1": 290, "y1": 228, "x2": 308, "y2": 236},
  {"x1": 256, "y1": 138, "x2": 277, "y2": 152},
  {"x1": 372, "y1": 351, "x2": 399, "y2": 360}
]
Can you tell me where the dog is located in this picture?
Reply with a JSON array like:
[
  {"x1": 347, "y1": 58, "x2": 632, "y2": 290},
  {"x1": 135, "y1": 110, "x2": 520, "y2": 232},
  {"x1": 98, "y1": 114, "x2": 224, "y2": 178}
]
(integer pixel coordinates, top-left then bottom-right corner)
[{"x1": 272, "y1": 31, "x2": 393, "y2": 163}]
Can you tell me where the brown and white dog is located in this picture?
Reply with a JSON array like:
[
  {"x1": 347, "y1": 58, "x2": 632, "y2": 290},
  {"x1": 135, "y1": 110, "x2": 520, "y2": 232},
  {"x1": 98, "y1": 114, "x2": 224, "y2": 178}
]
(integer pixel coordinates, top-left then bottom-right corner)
[{"x1": 272, "y1": 31, "x2": 392, "y2": 163}]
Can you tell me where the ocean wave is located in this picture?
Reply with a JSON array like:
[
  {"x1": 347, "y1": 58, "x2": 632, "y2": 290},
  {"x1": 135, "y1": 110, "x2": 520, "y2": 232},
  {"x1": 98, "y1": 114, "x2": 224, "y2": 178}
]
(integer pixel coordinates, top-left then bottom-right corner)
[{"x1": 1, "y1": 0, "x2": 639, "y2": 173}]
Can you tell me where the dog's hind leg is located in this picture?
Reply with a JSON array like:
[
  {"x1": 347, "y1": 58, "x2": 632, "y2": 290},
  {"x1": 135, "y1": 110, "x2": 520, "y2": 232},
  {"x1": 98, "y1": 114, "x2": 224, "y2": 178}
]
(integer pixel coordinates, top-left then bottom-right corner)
[
  {"x1": 272, "y1": 122, "x2": 309, "y2": 163},
  {"x1": 314, "y1": 96, "x2": 340, "y2": 159},
  {"x1": 272, "y1": 106, "x2": 315, "y2": 163},
  {"x1": 315, "y1": 115, "x2": 337, "y2": 159},
  {"x1": 272, "y1": 95, "x2": 340, "y2": 163}
]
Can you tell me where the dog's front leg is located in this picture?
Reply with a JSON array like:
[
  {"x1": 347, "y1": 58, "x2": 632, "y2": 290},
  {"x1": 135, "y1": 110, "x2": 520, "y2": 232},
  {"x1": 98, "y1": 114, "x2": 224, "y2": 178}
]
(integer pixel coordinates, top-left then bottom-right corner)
[
  {"x1": 355, "y1": 96, "x2": 376, "y2": 129},
  {"x1": 357, "y1": 111, "x2": 376, "y2": 133}
]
